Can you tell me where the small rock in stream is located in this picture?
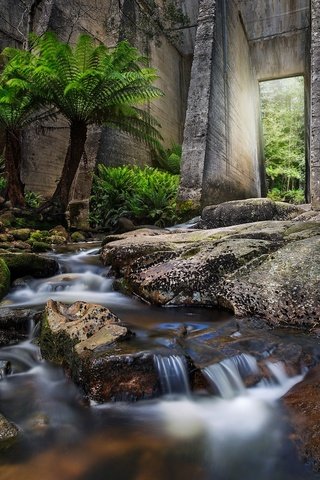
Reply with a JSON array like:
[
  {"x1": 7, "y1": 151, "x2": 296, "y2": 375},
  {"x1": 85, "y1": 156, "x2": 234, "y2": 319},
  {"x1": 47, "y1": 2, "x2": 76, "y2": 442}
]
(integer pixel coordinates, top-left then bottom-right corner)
[{"x1": 0, "y1": 413, "x2": 19, "y2": 449}]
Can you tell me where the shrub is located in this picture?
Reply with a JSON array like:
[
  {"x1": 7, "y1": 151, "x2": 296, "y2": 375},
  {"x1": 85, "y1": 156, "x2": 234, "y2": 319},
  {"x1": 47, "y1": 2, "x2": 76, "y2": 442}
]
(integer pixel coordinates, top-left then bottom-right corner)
[
  {"x1": 267, "y1": 187, "x2": 305, "y2": 204},
  {"x1": 154, "y1": 143, "x2": 182, "y2": 174},
  {"x1": 90, "y1": 165, "x2": 186, "y2": 229}
]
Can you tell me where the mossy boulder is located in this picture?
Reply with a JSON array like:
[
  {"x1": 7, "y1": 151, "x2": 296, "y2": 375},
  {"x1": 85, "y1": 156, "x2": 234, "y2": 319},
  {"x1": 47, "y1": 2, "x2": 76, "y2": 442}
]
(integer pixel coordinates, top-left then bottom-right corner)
[
  {"x1": 0, "y1": 259, "x2": 10, "y2": 300},
  {"x1": 29, "y1": 241, "x2": 51, "y2": 253},
  {"x1": 49, "y1": 225, "x2": 69, "y2": 241},
  {"x1": 39, "y1": 300, "x2": 160, "y2": 402},
  {"x1": 47, "y1": 235, "x2": 67, "y2": 245},
  {"x1": 9, "y1": 228, "x2": 31, "y2": 241},
  {"x1": 0, "y1": 253, "x2": 58, "y2": 280},
  {"x1": 71, "y1": 231, "x2": 86, "y2": 243}
]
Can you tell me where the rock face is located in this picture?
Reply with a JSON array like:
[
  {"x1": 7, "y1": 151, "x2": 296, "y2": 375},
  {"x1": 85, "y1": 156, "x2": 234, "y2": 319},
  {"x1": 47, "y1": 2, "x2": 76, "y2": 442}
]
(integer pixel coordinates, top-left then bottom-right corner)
[
  {"x1": 200, "y1": 198, "x2": 304, "y2": 229},
  {"x1": 101, "y1": 220, "x2": 320, "y2": 328},
  {"x1": 284, "y1": 365, "x2": 320, "y2": 470},
  {"x1": 40, "y1": 300, "x2": 160, "y2": 402}
]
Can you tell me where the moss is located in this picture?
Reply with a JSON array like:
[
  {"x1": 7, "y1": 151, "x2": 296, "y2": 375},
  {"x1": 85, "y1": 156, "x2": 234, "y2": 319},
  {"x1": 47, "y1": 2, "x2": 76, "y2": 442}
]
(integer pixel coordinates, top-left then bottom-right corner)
[
  {"x1": 9, "y1": 228, "x2": 31, "y2": 241},
  {"x1": 71, "y1": 231, "x2": 86, "y2": 243},
  {"x1": 30, "y1": 241, "x2": 51, "y2": 253},
  {"x1": 0, "y1": 259, "x2": 10, "y2": 300},
  {"x1": 29, "y1": 230, "x2": 50, "y2": 242},
  {"x1": 0, "y1": 253, "x2": 58, "y2": 280},
  {"x1": 40, "y1": 313, "x2": 77, "y2": 365},
  {"x1": 47, "y1": 235, "x2": 67, "y2": 245}
]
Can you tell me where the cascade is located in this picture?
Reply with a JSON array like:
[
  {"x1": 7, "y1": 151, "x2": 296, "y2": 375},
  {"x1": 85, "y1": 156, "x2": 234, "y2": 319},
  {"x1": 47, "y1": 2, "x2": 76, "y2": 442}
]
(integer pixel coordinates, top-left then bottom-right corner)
[
  {"x1": 154, "y1": 354, "x2": 190, "y2": 395},
  {"x1": 202, "y1": 353, "x2": 259, "y2": 399}
]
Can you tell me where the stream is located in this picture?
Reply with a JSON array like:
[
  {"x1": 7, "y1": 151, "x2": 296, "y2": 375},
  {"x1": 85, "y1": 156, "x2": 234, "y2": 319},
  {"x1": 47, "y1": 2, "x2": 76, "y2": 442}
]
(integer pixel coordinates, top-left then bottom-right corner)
[{"x1": 0, "y1": 244, "x2": 318, "y2": 480}]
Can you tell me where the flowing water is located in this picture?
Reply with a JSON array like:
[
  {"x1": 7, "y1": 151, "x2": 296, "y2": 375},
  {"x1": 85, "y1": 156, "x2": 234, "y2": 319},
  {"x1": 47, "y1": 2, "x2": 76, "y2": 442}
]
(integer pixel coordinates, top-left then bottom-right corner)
[{"x1": 0, "y1": 244, "x2": 318, "y2": 480}]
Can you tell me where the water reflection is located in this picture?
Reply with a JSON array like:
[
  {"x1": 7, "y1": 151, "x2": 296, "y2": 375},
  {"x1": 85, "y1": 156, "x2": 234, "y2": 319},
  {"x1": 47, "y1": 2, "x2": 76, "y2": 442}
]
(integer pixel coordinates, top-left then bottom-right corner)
[{"x1": 0, "y1": 246, "x2": 317, "y2": 480}]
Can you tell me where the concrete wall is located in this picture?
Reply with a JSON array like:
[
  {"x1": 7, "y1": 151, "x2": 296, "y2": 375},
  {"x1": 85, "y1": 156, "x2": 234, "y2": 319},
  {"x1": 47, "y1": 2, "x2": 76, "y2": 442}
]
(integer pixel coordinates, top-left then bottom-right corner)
[
  {"x1": 0, "y1": 0, "x2": 198, "y2": 203},
  {"x1": 180, "y1": 0, "x2": 263, "y2": 208},
  {"x1": 180, "y1": 0, "x2": 312, "y2": 209}
]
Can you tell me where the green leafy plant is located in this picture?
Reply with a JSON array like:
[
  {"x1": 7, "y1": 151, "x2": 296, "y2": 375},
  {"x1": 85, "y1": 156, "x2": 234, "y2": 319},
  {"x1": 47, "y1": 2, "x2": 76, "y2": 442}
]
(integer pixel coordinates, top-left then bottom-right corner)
[
  {"x1": 2, "y1": 32, "x2": 163, "y2": 214},
  {"x1": 90, "y1": 165, "x2": 184, "y2": 229},
  {"x1": 25, "y1": 190, "x2": 43, "y2": 208},
  {"x1": 155, "y1": 143, "x2": 182, "y2": 174}
]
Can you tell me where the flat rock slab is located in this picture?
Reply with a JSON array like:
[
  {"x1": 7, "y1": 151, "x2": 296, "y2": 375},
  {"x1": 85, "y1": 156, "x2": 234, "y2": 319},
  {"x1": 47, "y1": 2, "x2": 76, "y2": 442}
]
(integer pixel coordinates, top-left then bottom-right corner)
[
  {"x1": 101, "y1": 220, "x2": 320, "y2": 328},
  {"x1": 40, "y1": 300, "x2": 160, "y2": 402}
]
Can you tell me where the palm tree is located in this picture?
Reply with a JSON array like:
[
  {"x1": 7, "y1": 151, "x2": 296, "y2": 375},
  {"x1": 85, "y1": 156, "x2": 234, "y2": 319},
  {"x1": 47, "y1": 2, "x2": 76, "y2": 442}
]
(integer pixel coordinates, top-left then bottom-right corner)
[{"x1": 11, "y1": 32, "x2": 163, "y2": 214}]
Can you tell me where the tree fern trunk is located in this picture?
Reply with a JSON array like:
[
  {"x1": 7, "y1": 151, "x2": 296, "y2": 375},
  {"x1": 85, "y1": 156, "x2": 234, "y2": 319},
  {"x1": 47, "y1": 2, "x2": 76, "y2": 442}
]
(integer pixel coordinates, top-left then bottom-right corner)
[
  {"x1": 51, "y1": 120, "x2": 87, "y2": 214},
  {"x1": 5, "y1": 129, "x2": 25, "y2": 207}
]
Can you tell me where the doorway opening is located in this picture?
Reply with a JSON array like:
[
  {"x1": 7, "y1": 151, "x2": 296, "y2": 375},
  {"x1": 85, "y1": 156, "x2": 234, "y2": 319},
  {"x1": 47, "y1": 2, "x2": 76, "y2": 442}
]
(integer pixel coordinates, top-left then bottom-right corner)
[{"x1": 259, "y1": 76, "x2": 306, "y2": 204}]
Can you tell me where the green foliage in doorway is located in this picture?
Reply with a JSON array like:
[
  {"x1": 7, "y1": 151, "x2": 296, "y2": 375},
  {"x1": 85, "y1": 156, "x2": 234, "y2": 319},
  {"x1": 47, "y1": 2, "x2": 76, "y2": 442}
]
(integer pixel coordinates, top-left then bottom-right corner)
[{"x1": 260, "y1": 77, "x2": 305, "y2": 204}]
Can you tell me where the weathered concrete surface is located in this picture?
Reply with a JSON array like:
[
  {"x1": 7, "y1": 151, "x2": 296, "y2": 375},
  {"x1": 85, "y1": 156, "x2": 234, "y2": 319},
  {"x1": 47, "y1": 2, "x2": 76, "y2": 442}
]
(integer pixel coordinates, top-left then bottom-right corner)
[
  {"x1": 101, "y1": 220, "x2": 320, "y2": 328},
  {"x1": 180, "y1": 0, "x2": 264, "y2": 208},
  {"x1": 180, "y1": 0, "x2": 314, "y2": 208}
]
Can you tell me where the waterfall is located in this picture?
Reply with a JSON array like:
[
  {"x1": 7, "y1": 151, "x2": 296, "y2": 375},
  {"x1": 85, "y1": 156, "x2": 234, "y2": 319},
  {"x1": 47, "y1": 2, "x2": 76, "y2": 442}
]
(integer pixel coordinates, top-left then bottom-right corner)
[
  {"x1": 154, "y1": 354, "x2": 190, "y2": 395},
  {"x1": 202, "y1": 354, "x2": 259, "y2": 399}
]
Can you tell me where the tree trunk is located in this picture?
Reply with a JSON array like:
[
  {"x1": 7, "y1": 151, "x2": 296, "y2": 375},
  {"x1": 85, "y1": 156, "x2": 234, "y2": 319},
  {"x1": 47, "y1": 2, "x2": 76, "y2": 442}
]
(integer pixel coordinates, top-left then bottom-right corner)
[
  {"x1": 5, "y1": 129, "x2": 25, "y2": 207},
  {"x1": 50, "y1": 120, "x2": 87, "y2": 214}
]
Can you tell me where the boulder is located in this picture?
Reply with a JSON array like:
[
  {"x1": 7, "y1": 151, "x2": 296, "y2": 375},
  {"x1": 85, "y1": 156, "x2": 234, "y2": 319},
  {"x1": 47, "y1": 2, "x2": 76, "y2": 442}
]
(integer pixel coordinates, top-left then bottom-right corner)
[
  {"x1": 39, "y1": 300, "x2": 160, "y2": 402},
  {"x1": 0, "y1": 308, "x2": 42, "y2": 346},
  {"x1": 9, "y1": 228, "x2": 31, "y2": 241},
  {"x1": 0, "y1": 252, "x2": 58, "y2": 280},
  {"x1": 0, "y1": 413, "x2": 19, "y2": 450},
  {"x1": 284, "y1": 365, "x2": 320, "y2": 470},
  {"x1": 101, "y1": 220, "x2": 320, "y2": 327},
  {"x1": 201, "y1": 198, "x2": 303, "y2": 229},
  {"x1": 0, "y1": 259, "x2": 10, "y2": 300},
  {"x1": 218, "y1": 235, "x2": 320, "y2": 327}
]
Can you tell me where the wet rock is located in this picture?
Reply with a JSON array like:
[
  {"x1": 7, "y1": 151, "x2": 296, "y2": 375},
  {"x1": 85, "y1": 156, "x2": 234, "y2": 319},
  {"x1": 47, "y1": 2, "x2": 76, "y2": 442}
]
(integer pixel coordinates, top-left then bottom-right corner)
[
  {"x1": 0, "y1": 308, "x2": 41, "y2": 346},
  {"x1": 39, "y1": 301, "x2": 158, "y2": 402},
  {"x1": 0, "y1": 258, "x2": 10, "y2": 300},
  {"x1": 200, "y1": 198, "x2": 303, "y2": 229},
  {"x1": 101, "y1": 220, "x2": 320, "y2": 327},
  {"x1": 0, "y1": 252, "x2": 58, "y2": 280},
  {"x1": 284, "y1": 365, "x2": 320, "y2": 470},
  {"x1": 0, "y1": 360, "x2": 11, "y2": 378},
  {"x1": 0, "y1": 413, "x2": 19, "y2": 449},
  {"x1": 178, "y1": 318, "x2": 316, "y2": 392},
  {"x1": 218, "y1": 235, "x2": 320, "y2": 327}
]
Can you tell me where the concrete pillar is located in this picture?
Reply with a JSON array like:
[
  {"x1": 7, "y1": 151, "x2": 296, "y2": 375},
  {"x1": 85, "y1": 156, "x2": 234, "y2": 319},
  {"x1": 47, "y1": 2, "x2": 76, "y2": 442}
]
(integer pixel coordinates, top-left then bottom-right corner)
[
  {"x1": 311, "y1": 0, "x2": 320, "y2": 209},
  {"x1": 178, "y1": 0, "x2": 216, "y2": 210}
]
